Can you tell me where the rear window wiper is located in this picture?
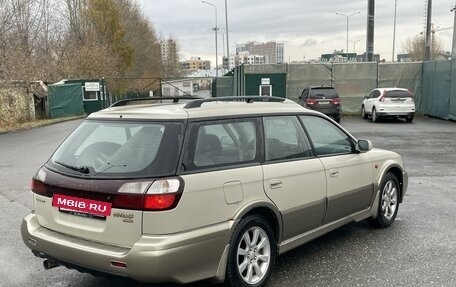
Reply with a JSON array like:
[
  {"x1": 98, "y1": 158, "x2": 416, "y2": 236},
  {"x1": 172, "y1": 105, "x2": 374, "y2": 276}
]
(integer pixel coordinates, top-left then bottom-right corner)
[{"x1": 55, "y1": 161, "x2": 90, "y2": 174}]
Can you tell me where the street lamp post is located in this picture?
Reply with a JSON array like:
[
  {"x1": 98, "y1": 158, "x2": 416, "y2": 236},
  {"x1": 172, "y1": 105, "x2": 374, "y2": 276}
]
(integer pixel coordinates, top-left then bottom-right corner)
[
  {"x1": 336, "y1": 11, "x2": 360, "y2": 61},
  {"x1": 202, "y1": 1, "x2": 219, "y2": 77},
  {"x1": 349, "y1": 40, "x2": 360, "y2": 53},
  {"x1": 218, "y1": 31, "x2": 226, "y2": 58}
]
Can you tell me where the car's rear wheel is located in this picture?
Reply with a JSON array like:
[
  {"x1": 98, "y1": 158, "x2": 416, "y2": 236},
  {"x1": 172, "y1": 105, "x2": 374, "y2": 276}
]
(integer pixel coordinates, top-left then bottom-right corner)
[
  {"x1": 333, "y1": 115, "x2": 341, "y2": 123},
  {"x1": 226, "y1": 215, "x2": 276, "y2": 287},
  {"x1": 367, "y1": 172, "x2": 400, "y2": 228},
  {"x1": 361, "y1": 106, "x2": 368, "y2": 119},
  {"x1": 406, "y1": 115, "x2": 414, "y2": 123},
  {"x1": 372, "y1": 108, "x2": 379, "y2": 122}
]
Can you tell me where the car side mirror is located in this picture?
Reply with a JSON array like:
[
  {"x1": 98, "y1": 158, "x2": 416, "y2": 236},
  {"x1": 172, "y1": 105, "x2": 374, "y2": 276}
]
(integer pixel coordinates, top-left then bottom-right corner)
[{"x1": 358, "y1": 139, "x2": 373, "y2": 152}]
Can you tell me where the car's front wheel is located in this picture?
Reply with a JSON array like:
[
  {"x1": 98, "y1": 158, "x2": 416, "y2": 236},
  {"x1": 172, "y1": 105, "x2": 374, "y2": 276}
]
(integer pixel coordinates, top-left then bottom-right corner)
[
  {"x1": 368, "y1": 172, "x2": 400, "y2": 228},
  {"x1": 225, "y1": 215, "x2": 276, "y2": 287}
]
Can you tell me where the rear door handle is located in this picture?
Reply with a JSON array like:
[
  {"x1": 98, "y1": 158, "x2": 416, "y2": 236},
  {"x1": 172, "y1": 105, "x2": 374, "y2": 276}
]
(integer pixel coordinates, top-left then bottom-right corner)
[{"x1": 269, "y1": 179, "x2": 283, "y2": 189}]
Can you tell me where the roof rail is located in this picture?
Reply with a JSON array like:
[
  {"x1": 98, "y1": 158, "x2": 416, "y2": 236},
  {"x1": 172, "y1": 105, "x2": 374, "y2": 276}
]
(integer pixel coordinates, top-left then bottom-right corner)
[
  {"x1": 183, "y1": 96, "x2": 286, "y2": 109},
  {"x1": 110, "y1": 96, "x2": 200, "y2": 107}
]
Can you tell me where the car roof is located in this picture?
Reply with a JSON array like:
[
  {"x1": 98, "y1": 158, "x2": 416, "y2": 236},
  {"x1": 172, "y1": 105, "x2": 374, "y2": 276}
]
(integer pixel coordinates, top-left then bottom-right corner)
[
  {"x1": 309, "y1": 85, "x2": 335, "y2": 89},
  {"x1": 88, "y1": 97, "x2": 319, "y2": 120},
  {"x1": 376, "y1": 87, "x2": 409, "y2": 92}
]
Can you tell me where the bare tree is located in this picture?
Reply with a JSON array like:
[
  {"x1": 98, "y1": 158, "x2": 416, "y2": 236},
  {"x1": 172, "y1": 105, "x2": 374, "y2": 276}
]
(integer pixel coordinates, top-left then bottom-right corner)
[{"x1": 403, "y1": 34, "x2": 443, "y2": 61}]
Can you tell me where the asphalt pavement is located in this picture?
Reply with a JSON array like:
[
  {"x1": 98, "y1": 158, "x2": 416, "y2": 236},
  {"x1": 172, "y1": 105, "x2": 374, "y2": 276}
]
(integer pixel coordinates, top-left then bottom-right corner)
[{"x1": 0, "y1": 116, "x2": 455, "y2": 287}]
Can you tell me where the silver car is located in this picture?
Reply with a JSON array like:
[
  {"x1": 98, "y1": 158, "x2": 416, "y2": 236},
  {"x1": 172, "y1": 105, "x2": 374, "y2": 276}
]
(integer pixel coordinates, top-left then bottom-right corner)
[{"x1": 22, "y1": 96, "x2": 407, "y2": 286}]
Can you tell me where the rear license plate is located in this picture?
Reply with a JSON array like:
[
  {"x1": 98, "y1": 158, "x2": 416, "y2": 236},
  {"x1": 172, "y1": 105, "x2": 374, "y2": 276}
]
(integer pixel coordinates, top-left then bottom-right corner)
[
  {"x1": 52, "y1": 194, "x2": 112, "y2": 217},
  {"x1": 318, "y1": 101, "x2": 330, "y2": 105}
]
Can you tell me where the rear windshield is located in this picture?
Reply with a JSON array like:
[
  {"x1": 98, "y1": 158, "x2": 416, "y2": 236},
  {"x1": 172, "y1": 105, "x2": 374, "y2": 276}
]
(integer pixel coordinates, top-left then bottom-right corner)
[
  {"x1": 48, "y1": 120, "x2": 184, "y2": 178},
  {"x1": 309, "y1": 88, "x2": 338, "y2": 99},
  {"x1": 385, "y1": 90, "x2": 412, "y2": 98}
]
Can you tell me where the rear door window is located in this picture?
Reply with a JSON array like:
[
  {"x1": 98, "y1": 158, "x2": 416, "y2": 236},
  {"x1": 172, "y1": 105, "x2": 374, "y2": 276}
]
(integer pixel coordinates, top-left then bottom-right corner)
[
  {"x1": 184, "y1": 118, "x2": 260, "y2": 170},
  {"x1": 263, "y1": 116, "x2": 313, "y2": 161}
]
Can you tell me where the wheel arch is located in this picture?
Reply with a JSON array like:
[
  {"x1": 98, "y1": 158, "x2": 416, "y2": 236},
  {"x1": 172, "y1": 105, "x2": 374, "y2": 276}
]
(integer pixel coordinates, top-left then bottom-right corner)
[
  {"x1": 232, "y1": 202, "x2": 283, "y2": 244},
  {"x1": 378, "y1": 164, "x2": 405, "y2": 203}
]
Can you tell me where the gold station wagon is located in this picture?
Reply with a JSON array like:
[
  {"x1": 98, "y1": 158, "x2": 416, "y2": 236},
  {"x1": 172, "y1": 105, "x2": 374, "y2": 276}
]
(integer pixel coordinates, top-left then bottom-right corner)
[{"x1": 22, "y1": 96, "x2": 408, "y2": 287}]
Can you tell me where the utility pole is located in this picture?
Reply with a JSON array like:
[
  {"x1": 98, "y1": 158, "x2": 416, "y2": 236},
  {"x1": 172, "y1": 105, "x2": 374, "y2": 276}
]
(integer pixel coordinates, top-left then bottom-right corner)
[
  {"x1": 452, "y1": 4, "x2": 456, "y2": 59},
  {"x1": 392, "y1": 0, "x2": 398, "y2": 62},
  {"x1": 424, "y1": 0, "x2": 432, "y2": 61},
  {"x1": 366, "y1": 0, "x2": 375, "y2": 62}
]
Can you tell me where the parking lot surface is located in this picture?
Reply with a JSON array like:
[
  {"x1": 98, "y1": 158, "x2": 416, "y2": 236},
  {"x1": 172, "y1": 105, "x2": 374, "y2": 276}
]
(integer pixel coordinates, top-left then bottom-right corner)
[{"x1": 0, "y1": 116, "x2": 455, "y2": 287}]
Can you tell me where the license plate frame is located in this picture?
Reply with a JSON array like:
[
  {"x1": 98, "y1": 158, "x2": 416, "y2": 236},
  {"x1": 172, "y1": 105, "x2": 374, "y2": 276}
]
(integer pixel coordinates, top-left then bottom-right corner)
[{"x1": 52, "y1": 194, "x2": 112, "y2": 217}]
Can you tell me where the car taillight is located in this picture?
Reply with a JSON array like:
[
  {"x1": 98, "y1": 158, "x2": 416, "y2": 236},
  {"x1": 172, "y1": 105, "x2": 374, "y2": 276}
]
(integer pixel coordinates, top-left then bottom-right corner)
[
  {"x1": 31, "y1": 178, "x2": 49, "y2": 196},
  {"x1": 306, "y1": 98, "x2": 317, "y2": 105},
  {"x1": 144, "y1": 178, "x2": 182, "y2": 211},
  {"x1": 116, "y1": 178, "x2": 183, "y2": 211},
  {"x1": 31, "y1": 168, "x2": 51, "y2": 196},
  {"x1": 331, "y1": 98, "x2": 341, "y2": 105}
]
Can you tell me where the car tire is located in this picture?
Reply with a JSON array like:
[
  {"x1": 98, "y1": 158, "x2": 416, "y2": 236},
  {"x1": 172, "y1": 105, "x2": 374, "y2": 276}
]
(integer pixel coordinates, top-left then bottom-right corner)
[
  {"x1": 406, "y1": 115, "x2": 414, "y2": 123},
  {"x1": 225, "y1": 215, "x2": 277, "y2": 287},
  {"x1": 361, "y1": 106, "x2": 368, "y2": 119},
  {"x1": 334, "y1": 115, "x2": 341, "y2": 123},
  {"x1": 372, "y1": 108, "x2": 379, "y2": 122},
  {"x1": 367, "y1": 172, "x2": 400, "y2": 228}
]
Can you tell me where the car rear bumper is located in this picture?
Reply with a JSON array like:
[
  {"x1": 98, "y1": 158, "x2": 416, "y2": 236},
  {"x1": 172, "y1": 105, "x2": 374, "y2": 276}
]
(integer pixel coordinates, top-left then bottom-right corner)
[
  {"x1": 376, "y1": 105, "x2": 415, "y2": 116},
  {"x1": 22, "y1": 213, "x2": 232, "y2": 283},
  {"x1": 377, "y1": 111, "x2": 415, "y2": 116},
  {"x1": 306, "y1": 105, "x2": 341, "y2": 116}
]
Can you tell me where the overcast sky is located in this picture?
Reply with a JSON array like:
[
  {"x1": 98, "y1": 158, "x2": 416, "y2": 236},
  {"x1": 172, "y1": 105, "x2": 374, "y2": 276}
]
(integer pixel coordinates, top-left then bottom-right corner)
[{"x1": 138, "y1": 0, "x2": 455, "y2": 63}]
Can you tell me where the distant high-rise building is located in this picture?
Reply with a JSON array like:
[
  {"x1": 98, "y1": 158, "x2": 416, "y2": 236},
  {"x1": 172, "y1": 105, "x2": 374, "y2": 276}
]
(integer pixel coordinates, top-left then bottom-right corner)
[
  {"x1": 235, "y1": 41, "x2": 284, "y2": 64},
  {"x1": 160, "y1": 38, "x2": 179, "y2": 77}
]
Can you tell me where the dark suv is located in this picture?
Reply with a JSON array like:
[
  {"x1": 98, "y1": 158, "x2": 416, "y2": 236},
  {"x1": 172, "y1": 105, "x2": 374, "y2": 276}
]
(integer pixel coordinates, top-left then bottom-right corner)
[{"x1": 299, "y1": 86, "x2": 341, "y2": 122}]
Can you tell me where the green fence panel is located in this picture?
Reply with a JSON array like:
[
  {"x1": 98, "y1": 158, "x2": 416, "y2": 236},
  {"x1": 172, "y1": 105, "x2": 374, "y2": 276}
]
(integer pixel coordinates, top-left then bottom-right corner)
[
  {"x1": 450, "y1": 59, "x2": 456, "y2": 121},
  {"x1": 422, "y1": 61, "x2": 452, "y2": 119},
  {"x1": 215, "y1": 76, "x2": 233, "y2": 97},
  {"x1": 287, "y1": 64, "x2": 332, "y2": 102},
  {"x1": 378, "y1": 62, "x2": 423, "y2": 112},
  {"x1": 333, "y1": 62, "x2": 378, "y2": 113},
  {"x1": 48, "y1": 83, "x2": 84, "y2": 118}
]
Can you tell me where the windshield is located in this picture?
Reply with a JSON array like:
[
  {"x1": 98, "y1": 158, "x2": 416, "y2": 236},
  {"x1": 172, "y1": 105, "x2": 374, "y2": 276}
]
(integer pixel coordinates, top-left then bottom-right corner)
[{"x1": 48, "y1": 120, "x2": 184, "y2": 178}]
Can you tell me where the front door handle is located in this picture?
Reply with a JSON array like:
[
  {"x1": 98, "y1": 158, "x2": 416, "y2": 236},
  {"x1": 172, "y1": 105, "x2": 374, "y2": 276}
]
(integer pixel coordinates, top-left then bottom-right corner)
[
  {"x1": 269, "y1": 179, "x2": 283, "y2": 189},
  {"x1": 329, "y1": 169, "x2": 340, "y2": 177}
]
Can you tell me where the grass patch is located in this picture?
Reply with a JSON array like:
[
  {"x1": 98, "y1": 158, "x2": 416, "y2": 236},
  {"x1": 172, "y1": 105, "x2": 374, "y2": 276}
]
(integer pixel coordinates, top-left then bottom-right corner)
[{"x1": 0, "y1": 116, "x2": 85, "y2": 134}]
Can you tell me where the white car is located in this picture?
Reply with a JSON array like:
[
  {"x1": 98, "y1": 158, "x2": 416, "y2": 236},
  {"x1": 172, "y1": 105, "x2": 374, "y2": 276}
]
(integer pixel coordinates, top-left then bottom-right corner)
[{"x1": 361, "y1": 88, "x2": 415, "y2": 122}]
